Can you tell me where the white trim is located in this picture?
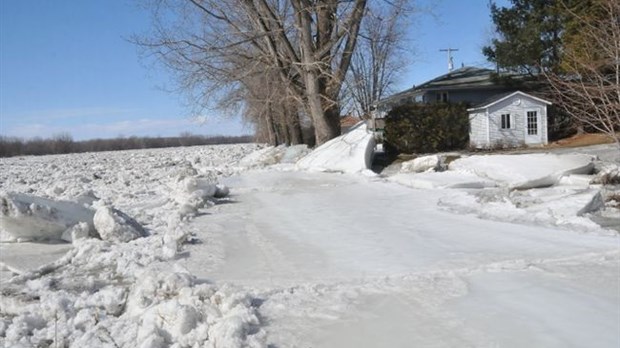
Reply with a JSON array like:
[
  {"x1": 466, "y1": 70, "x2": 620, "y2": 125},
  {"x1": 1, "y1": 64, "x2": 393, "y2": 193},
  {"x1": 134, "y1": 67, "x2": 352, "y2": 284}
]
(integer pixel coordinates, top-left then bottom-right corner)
[
  {"x1": 524, "y1": 108, "x2": 542, "y2": 144},
  {"x1": 500, "y1": 113, "x2": 513, "y2": 130},
  {"x1": 542, "y1": 105, "x2": 549, "y2": 145},
  {"x1": 485, "y1": 109, "x2": 490, "y2": 145},
  {"x1": 467, "y1": 91, "x2": 552, "y2": 112}
]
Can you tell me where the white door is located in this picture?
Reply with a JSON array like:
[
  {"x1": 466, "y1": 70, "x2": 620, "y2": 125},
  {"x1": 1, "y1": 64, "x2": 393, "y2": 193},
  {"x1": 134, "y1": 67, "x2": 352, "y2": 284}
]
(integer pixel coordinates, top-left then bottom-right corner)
[{"x1": 524, "y1": 109, "x2": 542, "y2": 144}]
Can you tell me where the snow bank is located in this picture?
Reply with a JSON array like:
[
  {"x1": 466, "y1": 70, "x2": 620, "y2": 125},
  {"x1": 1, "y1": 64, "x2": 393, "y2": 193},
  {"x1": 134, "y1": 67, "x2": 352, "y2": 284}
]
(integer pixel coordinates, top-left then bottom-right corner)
[
  {"x1": 449, "y1": 153, "x2": 595, "y2": 189},
  {"x1": 237, "y1": 146, "x2": 282, "y2": 168},
  {"x1": 0, "y1": 192, "x2": 95, "y2": 242},
  {"x1": 237, "y1": 144, "x2": 311, "y2": 168},
  {"x1": 280, "y1": 144, "x2": 311, "y2": 164},
  {"x1": 296, "y1": 123, "x2": 375, "y2": 173}
]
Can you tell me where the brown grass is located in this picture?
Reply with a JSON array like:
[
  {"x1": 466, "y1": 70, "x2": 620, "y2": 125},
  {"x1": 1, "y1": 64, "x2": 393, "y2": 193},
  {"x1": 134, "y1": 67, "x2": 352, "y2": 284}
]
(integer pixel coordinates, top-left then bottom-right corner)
[{"x1": 547, "y1": 133, "x2": 617, "y2": 149}]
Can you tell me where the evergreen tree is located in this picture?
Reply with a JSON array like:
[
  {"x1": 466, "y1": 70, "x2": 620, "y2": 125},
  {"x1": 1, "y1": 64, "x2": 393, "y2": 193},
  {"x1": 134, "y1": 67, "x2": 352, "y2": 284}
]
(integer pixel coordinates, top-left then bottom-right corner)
[{"x1": 483, "y1": 0, "x2": 564, "y2": 75}]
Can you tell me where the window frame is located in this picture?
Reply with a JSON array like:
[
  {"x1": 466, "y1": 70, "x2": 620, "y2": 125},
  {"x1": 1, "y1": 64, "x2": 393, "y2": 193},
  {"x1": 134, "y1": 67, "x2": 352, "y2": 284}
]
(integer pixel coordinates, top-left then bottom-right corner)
[
  {"x1": 500, "y1": 113, "x2": 511, "y2": 130},
  {"x1": 527, "y1": 110, "x2": 538, "y2": 135},
  {"x1": 435, "y1": 92, "x2": 449, "y2": 103}
]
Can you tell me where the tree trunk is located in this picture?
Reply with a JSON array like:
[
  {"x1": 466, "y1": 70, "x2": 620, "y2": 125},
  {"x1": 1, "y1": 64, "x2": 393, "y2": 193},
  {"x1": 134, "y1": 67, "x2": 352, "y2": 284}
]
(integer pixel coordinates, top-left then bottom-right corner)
[
  {"x1": 285, "y1": 106, "x2": 304, "y2": 145},
  {"x1": 301, "y1": 70, "x2": 341, "y2": 144},
  {"x1": 265, "y1": 112, "x2": 278, "y2": 146},
  {"x1": 288, "y1": 119, "x2": 304, "y2": 145},
  {"x1": 311, "y1": 103, "x2": 341, "y2": 145},
  {"x1": 324, "y1": 103, "x2": 342, "y2": 139}
]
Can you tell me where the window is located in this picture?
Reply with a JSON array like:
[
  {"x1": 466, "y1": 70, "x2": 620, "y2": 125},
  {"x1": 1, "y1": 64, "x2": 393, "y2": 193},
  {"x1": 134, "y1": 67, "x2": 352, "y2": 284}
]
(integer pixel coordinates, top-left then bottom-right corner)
[
  {"x1": 527, "y1": 111, "x2": 538, "y2": 135},
  {"x1": 501, "y1": 114, "x2": 511, "y2": 129},
  {"x1": 436, "y1": 92, "x2": 449, "y2": 102}
]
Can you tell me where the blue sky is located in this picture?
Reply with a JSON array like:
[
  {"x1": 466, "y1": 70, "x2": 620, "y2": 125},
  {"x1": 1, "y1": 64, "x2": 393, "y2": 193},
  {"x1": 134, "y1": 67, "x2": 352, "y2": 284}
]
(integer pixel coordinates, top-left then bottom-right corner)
[
  {"x1": 0, "y1": 0, "x2": 507, "y2": 140},
  {"x1": 399, "y1": 0, "x2": 509, "y2": 88}
]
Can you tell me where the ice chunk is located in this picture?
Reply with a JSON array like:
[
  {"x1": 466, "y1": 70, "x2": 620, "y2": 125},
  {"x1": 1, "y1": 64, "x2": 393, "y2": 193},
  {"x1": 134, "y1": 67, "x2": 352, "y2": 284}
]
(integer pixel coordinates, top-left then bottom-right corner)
[
  {"x1": 0, "y1": 192, "x2": 95, "y2": 242},
  {"x1": 237, "y1": 146, "x2": 282, "y2": 168},
  {"x1": 400, "y1": 155, "x2": 447, "y2": 173},
  {"x1": 170, "y1": 176, "x2": 220, "y2": 216},
  {"x1": 60, "y1": 221, "x2": 91, "y2": 242},
  {"x1": 449, "y1": 153, "x2": 595, "y2": 189},
  {"x1": 73, "y1": 189, "x2": 99, "y2": 206},
  {"x1": 93, "y1": 205, "x2": 145, "y2": 243},
  {"x1": 296, "y1": 123, "x2": 375, "y2": 173},
  {"x1": 214, "y1": 184, "x2": 230, "y2": 198},
  {"x1": 591, "y1": 163, "x2": 620, "y2": 185},
  {"x1": 176, "y1": 176, "x2": 217, "y2": 197},
  {"x1": 390, "y1": 171, "x2": 497, "y2": 189},
  {"x1": 137, "y1": 300, "x2": 201, "y2": 345},
  {"x1": 440, "y1": 187, "x2": 607, "y2": 233},
  {"x1": 280, "y1": 144, "x2": 311, "y2": 163}
]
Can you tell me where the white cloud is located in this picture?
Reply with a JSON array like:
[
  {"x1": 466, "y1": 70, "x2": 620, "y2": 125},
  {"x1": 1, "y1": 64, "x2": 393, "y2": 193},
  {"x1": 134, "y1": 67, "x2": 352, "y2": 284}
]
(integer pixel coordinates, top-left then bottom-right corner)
[{"x1": 191, "y1": 115, "x2": 209, "y2": 125}]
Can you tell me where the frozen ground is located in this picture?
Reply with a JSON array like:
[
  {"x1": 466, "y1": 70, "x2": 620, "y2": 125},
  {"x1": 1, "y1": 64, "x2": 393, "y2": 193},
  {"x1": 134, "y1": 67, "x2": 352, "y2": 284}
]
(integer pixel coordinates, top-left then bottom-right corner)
[{"x1": 1, "y1": 136, "x2": 619, "y2": 347}]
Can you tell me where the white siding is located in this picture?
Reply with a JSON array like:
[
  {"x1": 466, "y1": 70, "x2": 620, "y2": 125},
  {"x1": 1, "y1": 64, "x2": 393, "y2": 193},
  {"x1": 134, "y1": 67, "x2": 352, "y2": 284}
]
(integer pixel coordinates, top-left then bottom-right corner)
[
  {"x1": 469, "y1": 111, "x2": 487, "y2": 148},
  {"x1": 488, "y1": 98, "x2": 526, "y2": 147},
  {"x1": 469, "y1": 93, "x2": 550, "y2": 148}
]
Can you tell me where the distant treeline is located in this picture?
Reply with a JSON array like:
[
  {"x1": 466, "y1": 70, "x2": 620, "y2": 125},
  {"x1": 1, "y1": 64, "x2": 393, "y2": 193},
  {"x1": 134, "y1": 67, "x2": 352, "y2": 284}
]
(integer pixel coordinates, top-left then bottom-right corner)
[{"x1": 0, "y1": 133, "x2": 255, "y2": 158}]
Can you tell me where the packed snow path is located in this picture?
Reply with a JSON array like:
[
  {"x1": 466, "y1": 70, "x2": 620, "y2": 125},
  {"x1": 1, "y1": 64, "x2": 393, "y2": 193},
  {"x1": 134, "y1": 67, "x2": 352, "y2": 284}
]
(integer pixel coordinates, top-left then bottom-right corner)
[{"x1": 182, "y1": 170, "x2": 620, "y2": 347}]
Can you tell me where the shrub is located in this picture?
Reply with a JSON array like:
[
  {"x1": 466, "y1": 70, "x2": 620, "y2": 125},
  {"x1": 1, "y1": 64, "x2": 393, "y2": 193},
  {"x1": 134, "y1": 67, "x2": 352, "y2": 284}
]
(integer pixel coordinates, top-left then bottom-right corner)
[
  {"x1": 384, "y1": 102, "x2": 470, "y2": 154},
  {"x1": 547, "y1": 105, "x2": 577, "y2": 141}
]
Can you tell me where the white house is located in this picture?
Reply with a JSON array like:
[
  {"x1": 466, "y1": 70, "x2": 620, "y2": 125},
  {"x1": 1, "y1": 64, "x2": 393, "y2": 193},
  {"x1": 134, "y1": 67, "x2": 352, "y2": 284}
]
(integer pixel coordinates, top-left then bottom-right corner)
[{"x1": 467, "y1": 91, "x2": 552, "y2": 149}]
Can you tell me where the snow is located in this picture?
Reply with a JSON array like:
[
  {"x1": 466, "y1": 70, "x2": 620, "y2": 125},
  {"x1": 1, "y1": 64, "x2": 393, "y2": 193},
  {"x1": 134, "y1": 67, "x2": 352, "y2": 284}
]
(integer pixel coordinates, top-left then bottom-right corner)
[
  {"x1": 0, "y1": 192, "x2": 96, "y2": 242},
  {"x1": 93, "y1": 205, "x2": 145, "y2": 243},
  {"x1": 592, "y1": 163, "x2": 620, "y2": 184},
  {"x1": 237, "y1": 144, "x2": 310, "y2": 168},
  {"x1": 0, "y1": 242, "x2": 72, "y2": 275},
  {"x1": 0, "y1": 144, "x2": 266, "y2": 347},
  {"x1": 296, "y1": 123, "x2": 375, "y2": 173},
  {"x1": 437, "y1": 187, "x2": 607, "y2": 233},
  {"x1": 384, "y1": 152, "x2": 606, "y2": 233},
  {"x1": 400, "y1": 154, "x2": 446, "y2": 173},
  {"x1": 390, "y1": 171, "x2": 497, "y2": 189},
  {"x1": 1, "y1": 141, "x2": 619, "y2": 347},
  {"x1": 449, "y1": 153, "x2": 595, "y2": 189}
]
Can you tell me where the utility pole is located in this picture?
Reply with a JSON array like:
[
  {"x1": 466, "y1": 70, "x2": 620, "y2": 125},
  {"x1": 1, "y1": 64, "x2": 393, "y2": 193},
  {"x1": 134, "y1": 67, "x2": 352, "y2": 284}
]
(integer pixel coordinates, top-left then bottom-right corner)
[{"x1": 439, "y1": 48, "x2": 459, "y2": 72}]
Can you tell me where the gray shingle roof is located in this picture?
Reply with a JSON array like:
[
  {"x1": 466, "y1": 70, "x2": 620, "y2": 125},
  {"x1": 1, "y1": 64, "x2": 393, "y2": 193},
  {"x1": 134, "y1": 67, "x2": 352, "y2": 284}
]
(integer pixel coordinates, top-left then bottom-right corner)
[
  {"x1": 415, "y1": 66, "x2": 497, "y2": 90},
  {"x1": 379, "y1": 66, "x2": 501, "y2": 105},
  {"x1": 469, "y1": 91, "x2": 516, "y2": 109}
]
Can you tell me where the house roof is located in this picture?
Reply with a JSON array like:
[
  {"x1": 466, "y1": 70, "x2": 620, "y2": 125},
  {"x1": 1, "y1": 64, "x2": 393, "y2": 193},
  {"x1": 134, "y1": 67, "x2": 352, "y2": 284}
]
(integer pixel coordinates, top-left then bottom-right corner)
[
  {"x1": 415, "y1": 66, "x2": 498, "y2": 90},
  {"x1": 379, "y1": 66, "x2": 501, "y2": 105},
  {"x1": 467, "y1": 91, "x2": 552, "y2": 111},
  {"x1": 340, "y1": 115, "x2": 361, "y2": 128}
]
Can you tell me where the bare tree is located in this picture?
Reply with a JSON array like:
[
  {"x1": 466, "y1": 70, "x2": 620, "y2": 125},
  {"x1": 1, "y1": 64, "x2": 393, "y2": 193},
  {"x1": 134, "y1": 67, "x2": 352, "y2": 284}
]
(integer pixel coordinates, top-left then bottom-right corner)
[
  {"x1": 136, "y1": 0, "x2": 370, "y2": 145},
  {"x1": 346, "y1": 0, "x2": 411, "y2": 119},
  {"x1": 236, "y1": 71, "x2": 305, "y2": 145},
  {"x1": 543, "y1": 0, "x2": 620, "y2": 147}
]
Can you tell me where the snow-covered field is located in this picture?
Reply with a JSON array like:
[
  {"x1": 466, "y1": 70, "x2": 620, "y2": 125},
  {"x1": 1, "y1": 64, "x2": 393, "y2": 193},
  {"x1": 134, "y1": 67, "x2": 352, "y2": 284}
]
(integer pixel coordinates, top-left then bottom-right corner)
[{"x1": 1, "y1": 127, "x2": 619, "y2": 347}]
